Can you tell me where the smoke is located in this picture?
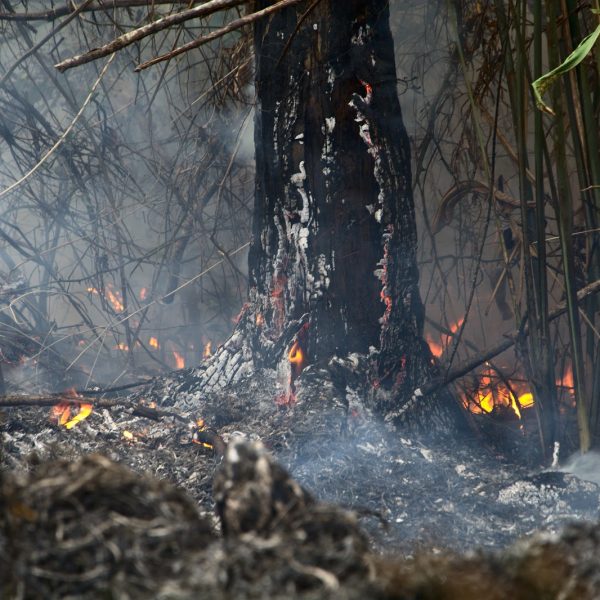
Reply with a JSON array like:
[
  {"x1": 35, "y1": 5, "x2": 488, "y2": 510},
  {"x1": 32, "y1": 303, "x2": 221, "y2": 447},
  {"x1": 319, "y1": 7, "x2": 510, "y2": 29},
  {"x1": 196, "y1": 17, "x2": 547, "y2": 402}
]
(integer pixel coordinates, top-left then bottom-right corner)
[
  {"x1": 0, "y1": 3, "x2": 254, "y2": 392},
  {"x1": 559, "y1": 452, "x2": 600, "y2": 487}
]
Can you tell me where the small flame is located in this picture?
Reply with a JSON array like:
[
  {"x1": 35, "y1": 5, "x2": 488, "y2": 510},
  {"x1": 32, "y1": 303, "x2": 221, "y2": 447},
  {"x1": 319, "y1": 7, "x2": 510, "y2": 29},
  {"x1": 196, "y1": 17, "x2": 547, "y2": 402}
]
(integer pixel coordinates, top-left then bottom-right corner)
[
  {"x1": 64, "y1": 403, "x2": 93, "y2": 429},
  {"x1": 426, "y1": 335, "x2": 443, "y2": 358},
  {"x1": 288, "y1": 341, "x2": 304, "y2": 377},
  {"x1": 173, "y1": 351, "x2": 185, "y2": 369},
  {"x1": 87, "y1": 283, "x2": 124, "y2": 312},
  {"x1": 426, "y1": 318, "x2": 465, "y2": 358},
  {"x1": 256, "y1": 313, "x2": 265, "y2": 327},
  {"x1": 149, "y1": 336, "x2": 159, "y2": 349},
  {"x1": 105, "y1": 285, "x2": 124, "y2": 312},
  {"x1": 115, "y1": 342, "x2": 129, "y2": 351},
  {"x1": 466, "y1": 370, "x2": 534, "y2": 419},
  {"x1": 139, "y1": 287, "x2": 148, "y2": 301},
  {"x1": 192, "y1": 417, "x2": 213, "y2": 449},
  {"x1": 557, "y1": 366, "x2": 574, "y2": 391},
  {"x1": 50, "y1": 402, "x2": 71, "y2": 426},
  {"x1": 203, "y1": 341, "x2": 212, "y2": 358}
]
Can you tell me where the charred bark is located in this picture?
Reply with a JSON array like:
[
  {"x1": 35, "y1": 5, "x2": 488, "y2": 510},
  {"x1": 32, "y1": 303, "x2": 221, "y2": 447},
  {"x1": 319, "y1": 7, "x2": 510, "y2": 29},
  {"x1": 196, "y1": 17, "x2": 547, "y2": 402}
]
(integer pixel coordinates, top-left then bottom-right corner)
[{"x1": 189, "y1": 0, "x2": 464, "y2": 433}]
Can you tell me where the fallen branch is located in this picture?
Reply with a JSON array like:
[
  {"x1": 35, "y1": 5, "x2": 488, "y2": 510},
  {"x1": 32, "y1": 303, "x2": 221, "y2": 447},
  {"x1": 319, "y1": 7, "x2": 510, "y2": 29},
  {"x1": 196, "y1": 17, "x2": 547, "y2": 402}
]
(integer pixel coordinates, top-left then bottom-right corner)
[
  {"x1": 54, "y1": 0, "x2": 249, "y2": 72},
  {"x1": 134, "y1": 0, "x2": 303, "y2": 71},
  {"x1": 417, "y1": 277, "x2": 600, "y2": 397},
  {"x1": 0, "y1": 394, "x2": 185, "y2": 422}
]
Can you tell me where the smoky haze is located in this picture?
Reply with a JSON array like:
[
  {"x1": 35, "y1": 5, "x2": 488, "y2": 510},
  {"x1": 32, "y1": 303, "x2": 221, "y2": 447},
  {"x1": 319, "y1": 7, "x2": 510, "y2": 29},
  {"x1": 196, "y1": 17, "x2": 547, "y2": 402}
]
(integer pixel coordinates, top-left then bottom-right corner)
[{"x1": 0, "y1": 2, "x2": 253, "y2": 392}]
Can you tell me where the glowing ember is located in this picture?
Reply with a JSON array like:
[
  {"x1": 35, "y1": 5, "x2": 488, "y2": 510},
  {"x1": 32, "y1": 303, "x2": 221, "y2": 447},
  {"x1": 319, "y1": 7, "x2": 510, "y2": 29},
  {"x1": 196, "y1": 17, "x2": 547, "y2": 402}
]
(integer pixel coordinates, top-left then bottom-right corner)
[
  {"x1": 360, "y1": 79, "x2": 373, "y2": 96},
  {"x1": 256, "y1": 313, "x2": 265, "y2": 327},
  {"x1": 203, "y1": 341, "x2": 212, "y2": 358},
  {"x1": 149, "y1": 336, "x2": 159, "y2": 349},
  {"x1": 115, "y1": 342, "x2": 129, "y2": 351},
  {"x1": 173, "y1": 351, "x2": 185, "y2": 369},
  {"x1": 64, "y1": 403, "x2": 93, "y2": 429}
]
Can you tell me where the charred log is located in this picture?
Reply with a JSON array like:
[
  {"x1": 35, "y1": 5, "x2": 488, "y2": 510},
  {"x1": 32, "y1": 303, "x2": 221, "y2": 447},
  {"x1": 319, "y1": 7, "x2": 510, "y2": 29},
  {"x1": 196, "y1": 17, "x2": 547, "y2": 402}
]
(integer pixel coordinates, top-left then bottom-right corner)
[{"x1": 182, "y1": 0, "x2": 465, "y2": 435}]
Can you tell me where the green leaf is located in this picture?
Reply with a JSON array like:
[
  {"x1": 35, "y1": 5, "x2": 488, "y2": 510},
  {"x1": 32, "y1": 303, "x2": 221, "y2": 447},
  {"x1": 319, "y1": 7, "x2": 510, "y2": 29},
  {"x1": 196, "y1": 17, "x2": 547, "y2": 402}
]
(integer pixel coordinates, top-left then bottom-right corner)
[{"x1": 532, "y1": 24, "x2": 600, "y2": 115}]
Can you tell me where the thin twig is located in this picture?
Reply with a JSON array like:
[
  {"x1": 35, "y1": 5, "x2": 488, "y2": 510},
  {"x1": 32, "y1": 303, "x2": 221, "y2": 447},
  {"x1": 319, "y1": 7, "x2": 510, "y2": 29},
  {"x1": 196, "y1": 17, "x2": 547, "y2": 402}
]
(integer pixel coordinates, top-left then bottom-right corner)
[
  {"x1": 54, "y1": 0, "x2": 249, "y2": 72},
  {"x1": 0, "y1": 54, "x2": 116, "y2": 200},
  {"x1": 135, "y1": 0, "x2": 303, "y2": 71}
]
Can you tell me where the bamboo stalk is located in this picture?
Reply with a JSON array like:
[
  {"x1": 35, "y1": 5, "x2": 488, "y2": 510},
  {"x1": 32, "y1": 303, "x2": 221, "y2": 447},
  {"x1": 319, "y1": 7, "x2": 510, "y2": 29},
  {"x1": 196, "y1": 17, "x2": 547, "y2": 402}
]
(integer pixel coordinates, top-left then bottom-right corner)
[{"x1": 546, "y1": 0, "x2": 591, "y2": 452}]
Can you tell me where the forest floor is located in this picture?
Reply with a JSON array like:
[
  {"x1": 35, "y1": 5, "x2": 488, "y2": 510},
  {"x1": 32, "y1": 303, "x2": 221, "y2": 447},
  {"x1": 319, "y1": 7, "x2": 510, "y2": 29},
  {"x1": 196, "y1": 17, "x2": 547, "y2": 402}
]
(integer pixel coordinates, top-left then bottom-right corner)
[{"x1": 2, "y1": 361, "x2": 600, "y2": 597}]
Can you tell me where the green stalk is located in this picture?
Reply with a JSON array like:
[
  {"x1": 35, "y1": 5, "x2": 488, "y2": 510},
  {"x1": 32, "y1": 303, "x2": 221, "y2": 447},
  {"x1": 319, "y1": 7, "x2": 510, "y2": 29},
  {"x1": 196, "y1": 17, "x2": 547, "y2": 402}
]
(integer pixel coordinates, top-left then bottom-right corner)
[{"x1": 546, "y1": 0, "x2": 591, "y2": 452}]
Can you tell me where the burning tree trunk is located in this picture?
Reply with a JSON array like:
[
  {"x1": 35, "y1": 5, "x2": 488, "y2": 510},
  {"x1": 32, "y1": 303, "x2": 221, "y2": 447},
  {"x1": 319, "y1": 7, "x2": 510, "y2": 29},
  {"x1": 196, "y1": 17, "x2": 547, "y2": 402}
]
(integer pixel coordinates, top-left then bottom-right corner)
[{"x1": 190, "y1": 0, "x2": 464, "y2": 431}]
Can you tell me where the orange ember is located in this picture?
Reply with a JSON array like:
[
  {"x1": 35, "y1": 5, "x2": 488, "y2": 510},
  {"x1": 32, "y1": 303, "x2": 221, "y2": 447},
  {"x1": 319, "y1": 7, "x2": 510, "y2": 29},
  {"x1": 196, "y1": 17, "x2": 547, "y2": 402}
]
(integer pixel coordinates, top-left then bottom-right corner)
[
  {"x1": 115, "y1": 342, "x2": 129, "y2": 351},
  {"x1": 149, "y1": 336, "x2": 159, "y2": 349},
  {"x1": 173, "y1": 351, "x2": 185, "y2": 369}
]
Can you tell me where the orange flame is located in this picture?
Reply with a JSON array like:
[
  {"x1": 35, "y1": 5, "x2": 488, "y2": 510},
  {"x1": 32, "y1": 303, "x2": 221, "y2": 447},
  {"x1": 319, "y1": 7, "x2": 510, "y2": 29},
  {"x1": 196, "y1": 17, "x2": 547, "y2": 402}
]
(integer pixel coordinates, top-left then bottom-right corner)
[
  {"x1": 203, "y1": 341, "x2": 212, "y2": 358},
  {"x1": 466, "y1": 370, "x2": 534, "y2": 419},
  {"x1": 288, "y1": 341, "x2": 304, "y2": 377},
  {"x1": 192, "y1": 417, "x2": 213, "y2": 449},
  {"x1": 149, "y1": 336, "x2": 159, "y2": 349},
  {"x1": 50, "y1": 388, "x2": 93, "y2": 429},
  {"x1": 426, "y1": 318, "x2": 464, "y2": 358},
  {"x1": 557, "y1": 365, "x2": 574, "y2": 391},
  {"x1": 50, "y1": 402, "x2": 72, "y2": 426},
  {"x1": 115, "y1": 342, "x2": 129, "y2": 351},
  {"x1": 173, "y1": 351, "x2": 185, "y2": 369},
  {"x1": 87, "y1": 283, "x2": 124, "y2": 312}
]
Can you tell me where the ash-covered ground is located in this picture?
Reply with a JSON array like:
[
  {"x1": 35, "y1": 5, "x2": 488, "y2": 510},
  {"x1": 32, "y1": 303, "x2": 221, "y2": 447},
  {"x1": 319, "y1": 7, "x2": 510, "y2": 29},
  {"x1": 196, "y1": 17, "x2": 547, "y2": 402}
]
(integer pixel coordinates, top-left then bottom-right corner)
[{"x1": 2, "y1": 359, "x2": 599, "y2": 559}]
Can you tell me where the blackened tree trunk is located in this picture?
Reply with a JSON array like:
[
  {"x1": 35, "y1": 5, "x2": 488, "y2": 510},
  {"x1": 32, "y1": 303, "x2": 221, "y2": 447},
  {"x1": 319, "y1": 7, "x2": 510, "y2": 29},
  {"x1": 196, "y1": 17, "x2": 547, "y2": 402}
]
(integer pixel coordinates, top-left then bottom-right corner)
[{"x1": 197, "y1": 0, "x2": 463, "y2": 432}]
